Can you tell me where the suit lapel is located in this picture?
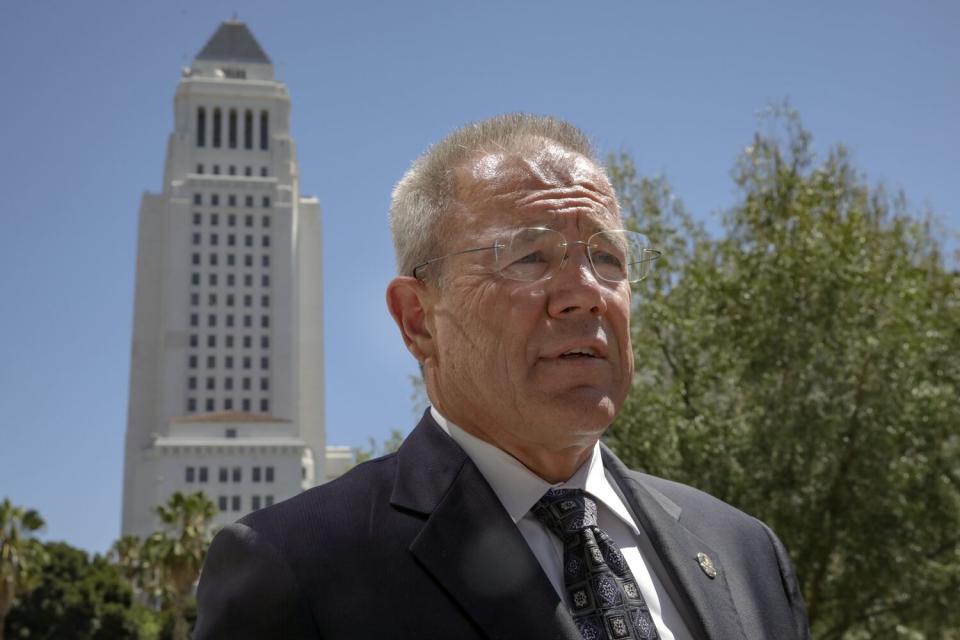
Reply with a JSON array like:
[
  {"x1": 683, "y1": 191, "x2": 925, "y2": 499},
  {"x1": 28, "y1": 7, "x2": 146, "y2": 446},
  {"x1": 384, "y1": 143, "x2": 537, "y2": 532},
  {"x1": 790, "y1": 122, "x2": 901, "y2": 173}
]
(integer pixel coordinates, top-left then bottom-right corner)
[
  {"x1": 602, "y1": 447, "x2": 746, "y2": 640},
  {"x1": 391, "y1": 414, "x2": 580, "y2": 640}
]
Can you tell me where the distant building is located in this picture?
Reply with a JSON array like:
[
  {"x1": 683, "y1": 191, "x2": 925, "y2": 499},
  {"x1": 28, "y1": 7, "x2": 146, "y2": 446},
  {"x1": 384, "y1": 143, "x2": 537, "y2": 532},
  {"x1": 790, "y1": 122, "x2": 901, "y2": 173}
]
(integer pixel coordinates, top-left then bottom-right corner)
[{"x1": 121, "y1": 20, "x2": 352, "y2": 538}]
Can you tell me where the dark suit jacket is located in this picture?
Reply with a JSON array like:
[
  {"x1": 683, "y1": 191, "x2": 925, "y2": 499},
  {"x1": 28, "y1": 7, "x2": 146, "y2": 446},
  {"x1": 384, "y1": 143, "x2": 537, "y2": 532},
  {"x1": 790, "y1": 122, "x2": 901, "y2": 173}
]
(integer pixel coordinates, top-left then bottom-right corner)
[{"x1": 194, "y1": 412, "x2": 810, "y2": 639}]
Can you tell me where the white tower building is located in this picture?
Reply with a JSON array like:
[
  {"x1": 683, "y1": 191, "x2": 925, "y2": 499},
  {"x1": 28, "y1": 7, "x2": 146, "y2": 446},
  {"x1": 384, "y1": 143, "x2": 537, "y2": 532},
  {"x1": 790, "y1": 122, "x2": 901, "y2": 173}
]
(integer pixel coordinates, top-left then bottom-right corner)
[{"x1": 121, "y1": 21, "x2": 351, "y2": 538}]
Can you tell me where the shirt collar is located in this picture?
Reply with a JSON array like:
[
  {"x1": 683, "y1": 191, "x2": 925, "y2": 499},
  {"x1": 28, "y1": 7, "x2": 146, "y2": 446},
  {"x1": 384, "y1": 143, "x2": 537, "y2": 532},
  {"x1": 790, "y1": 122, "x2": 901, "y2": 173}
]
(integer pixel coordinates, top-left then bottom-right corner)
[{"x1": 430, "y1": 407, "x2": 639, "y2": 533}]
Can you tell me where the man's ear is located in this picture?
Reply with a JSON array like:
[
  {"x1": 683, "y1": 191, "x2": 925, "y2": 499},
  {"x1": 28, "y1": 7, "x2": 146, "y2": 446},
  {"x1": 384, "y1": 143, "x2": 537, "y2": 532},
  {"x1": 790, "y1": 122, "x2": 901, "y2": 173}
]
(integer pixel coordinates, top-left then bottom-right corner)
[{"x1": 386, "y1": 276, "x2": 435, "y2": 362}]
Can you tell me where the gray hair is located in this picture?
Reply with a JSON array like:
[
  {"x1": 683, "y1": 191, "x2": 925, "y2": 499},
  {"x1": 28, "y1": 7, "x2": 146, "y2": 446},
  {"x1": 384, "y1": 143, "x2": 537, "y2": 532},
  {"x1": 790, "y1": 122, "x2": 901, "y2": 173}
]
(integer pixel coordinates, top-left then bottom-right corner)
[{"x1": 389, "y1": 113, "x2": 598, "y2": 279}]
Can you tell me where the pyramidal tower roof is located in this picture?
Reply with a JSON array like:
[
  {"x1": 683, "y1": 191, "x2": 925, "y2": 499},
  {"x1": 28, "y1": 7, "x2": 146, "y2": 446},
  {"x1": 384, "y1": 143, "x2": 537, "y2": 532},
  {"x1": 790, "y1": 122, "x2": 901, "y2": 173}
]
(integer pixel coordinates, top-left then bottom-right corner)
[{"x1": 196, "y1": 20, "x2": 271, "y2": 64}]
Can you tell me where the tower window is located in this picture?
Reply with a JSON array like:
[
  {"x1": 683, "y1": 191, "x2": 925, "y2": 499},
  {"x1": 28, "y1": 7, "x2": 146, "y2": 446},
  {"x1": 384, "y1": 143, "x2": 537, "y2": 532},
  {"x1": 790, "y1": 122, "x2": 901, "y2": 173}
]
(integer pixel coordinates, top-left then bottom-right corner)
[
  {"x1": 206, "y1": 398, "x2": 215, "y2": 411},
  {"x1": 244, "y1": 110, "x2": 253, "y2": 149},
  {"x1": 196, "y1": 107, "x2": 206, "y2": 147},
  {"x1": 196, "y1": 163, "x2": 204, "y2": 174},
  {"x1": 260, "y1": 377, "x2": 269, "y2": 391},
  {"x1": 228, "y1": 109, "x2": 238, "y2": 149},
  {"x1": 186, "y1": 467, "x2": 195, "y2": 483},
  {"x1": 213, "y1": 108, "x2": 222, "y2": 148},
  {"x1": 262, "y1": 196, "x2": 271, "y2": 208},
  {"x1": 218, "y1": 496, "x2": 227, "y2": 511},
  {"x1": 260, "y1": 110, "x2": 269, "y2": 150},
  {"x1": 232, "y1": 467, "x2": 242, "y2": 482},
  {"x1": 260, "y1": 398, "x2": 270, "y2": 413},
  {"x1": 260, "y1": 167, "x2": 268, "y2": 177}
]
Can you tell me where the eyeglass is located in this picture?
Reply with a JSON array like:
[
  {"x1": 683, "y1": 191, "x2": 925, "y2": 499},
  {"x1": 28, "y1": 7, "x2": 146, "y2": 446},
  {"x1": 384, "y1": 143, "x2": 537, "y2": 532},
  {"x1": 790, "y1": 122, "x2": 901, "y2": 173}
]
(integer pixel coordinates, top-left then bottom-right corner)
[{"x1": 412, "y1": 226, "x2": 661, "y2": 284}]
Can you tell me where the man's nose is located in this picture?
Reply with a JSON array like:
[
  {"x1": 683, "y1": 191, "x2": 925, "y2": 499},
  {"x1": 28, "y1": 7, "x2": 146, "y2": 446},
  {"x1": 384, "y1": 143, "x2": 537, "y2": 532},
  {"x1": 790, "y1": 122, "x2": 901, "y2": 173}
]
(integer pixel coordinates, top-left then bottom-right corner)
[{"x1": 546, "y1": 243, "x2": 608, "y2": 317}]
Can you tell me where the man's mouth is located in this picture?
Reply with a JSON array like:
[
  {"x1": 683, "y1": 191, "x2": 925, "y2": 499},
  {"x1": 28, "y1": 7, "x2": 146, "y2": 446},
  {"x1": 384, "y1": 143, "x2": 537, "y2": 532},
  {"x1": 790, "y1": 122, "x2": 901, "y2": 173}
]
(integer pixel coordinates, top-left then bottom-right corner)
[{"x1": 559, "y1": 348, "x2": 599, "y2": 359}]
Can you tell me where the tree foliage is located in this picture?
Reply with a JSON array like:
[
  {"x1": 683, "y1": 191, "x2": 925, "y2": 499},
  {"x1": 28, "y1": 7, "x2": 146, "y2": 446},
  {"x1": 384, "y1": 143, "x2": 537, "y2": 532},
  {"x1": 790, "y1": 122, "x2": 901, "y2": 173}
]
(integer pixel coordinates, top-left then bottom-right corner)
[
  {"x1": 4, "y1": 541, "x2": 159, "y2": 640},
  {"x1": 143, "y1": 491, "x2": 216, "y2": 640},
  {"x1": 0, "y1": 497, "x2": 46, "y2": 640},
  {"x1": 606, "y1": 106, "x2": 960, "y2": 638}
]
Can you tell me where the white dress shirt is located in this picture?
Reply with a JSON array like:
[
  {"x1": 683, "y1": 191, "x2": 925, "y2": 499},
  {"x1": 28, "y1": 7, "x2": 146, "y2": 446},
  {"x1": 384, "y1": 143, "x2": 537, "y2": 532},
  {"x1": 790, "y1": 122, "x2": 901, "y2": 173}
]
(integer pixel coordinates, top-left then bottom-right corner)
[{"x1": 431, "y1": 407, "x2": 695, "y2": 640}]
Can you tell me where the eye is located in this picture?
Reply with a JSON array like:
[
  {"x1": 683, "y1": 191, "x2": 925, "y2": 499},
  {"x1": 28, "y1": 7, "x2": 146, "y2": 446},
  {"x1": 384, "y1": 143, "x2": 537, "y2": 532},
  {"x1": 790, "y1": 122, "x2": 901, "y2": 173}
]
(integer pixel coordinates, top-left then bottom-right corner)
[
  {"x1": 591, "y1": 249, "x2": 624, "y2": 268},
  {"x1": 514, "y1": 250, "x2": 549, "y2": 264}
]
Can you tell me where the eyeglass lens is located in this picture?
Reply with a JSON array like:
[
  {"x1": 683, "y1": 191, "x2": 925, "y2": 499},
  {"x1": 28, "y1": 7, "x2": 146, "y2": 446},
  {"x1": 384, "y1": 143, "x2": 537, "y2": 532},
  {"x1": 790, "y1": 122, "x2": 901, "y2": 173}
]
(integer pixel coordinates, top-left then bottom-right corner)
[{"x1": 495, "y1": 228, "x2": 654, "y2": 283}]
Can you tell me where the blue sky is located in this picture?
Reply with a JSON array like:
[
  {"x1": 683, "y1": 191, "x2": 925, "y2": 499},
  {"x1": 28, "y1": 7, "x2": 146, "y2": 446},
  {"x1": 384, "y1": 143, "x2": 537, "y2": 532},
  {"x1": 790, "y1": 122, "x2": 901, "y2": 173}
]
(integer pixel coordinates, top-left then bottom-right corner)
[{"x1": 1, "y1": 1, "x2": 957, "y2": 554}]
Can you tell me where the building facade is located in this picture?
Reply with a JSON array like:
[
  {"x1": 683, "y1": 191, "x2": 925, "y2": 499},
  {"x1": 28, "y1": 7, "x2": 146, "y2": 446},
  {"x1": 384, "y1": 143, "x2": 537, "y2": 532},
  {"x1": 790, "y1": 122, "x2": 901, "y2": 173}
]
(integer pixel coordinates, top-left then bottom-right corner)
[{"x1": 121, "y1": 21, "x2": 351, "y2": 538}]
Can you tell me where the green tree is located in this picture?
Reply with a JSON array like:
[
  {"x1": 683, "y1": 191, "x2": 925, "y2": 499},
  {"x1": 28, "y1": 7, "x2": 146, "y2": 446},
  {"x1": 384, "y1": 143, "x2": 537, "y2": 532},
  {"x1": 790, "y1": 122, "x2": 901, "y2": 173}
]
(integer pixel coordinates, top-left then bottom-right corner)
[
  {"x1": 354, "y1": 429, "x2": 407, "y2": 464},
  {"x1": 4, "y1": 541, "x2": 160, "y2": 640},
  {"x1": 144, "y1": 491, "x2": 216, "y2": 640},
  {"x1": 606, "y1": 106, "x2": 960, "y2": 638},
  {"x1": 0, "y1": 498, "x2": 46, "y2": 640}
]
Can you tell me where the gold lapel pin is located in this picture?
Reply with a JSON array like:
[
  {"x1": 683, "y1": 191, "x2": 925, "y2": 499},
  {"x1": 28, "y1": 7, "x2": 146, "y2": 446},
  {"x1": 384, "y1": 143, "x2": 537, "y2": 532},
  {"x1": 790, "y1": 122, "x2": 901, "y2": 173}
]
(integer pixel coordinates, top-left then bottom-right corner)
[{"x1": 697, "y1": 552, "x2": 717, "y2": 579}]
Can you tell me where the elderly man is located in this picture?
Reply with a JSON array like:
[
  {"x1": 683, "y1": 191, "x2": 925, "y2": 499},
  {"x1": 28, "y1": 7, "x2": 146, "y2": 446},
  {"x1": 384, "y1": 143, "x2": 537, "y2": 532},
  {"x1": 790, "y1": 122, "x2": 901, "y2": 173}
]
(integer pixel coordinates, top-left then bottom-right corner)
[{"x1": 195, "y1": 114, "x2": 810, "y2": 639}]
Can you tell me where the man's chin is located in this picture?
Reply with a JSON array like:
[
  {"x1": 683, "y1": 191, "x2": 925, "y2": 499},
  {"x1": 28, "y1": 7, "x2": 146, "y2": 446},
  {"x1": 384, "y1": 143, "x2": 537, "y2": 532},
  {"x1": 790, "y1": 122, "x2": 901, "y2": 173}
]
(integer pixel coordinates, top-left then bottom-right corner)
[{"x1": 536, "y1": 389, "x2": 619, "y2": 431}]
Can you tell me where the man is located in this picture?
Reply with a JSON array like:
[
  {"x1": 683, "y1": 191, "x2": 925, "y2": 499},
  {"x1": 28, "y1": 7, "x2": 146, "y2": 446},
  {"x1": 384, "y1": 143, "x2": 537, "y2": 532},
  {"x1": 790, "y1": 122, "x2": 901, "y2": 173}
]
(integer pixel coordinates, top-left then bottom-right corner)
[{"x1": 195, "y1": 114, "x2": 810, "y2": 639}]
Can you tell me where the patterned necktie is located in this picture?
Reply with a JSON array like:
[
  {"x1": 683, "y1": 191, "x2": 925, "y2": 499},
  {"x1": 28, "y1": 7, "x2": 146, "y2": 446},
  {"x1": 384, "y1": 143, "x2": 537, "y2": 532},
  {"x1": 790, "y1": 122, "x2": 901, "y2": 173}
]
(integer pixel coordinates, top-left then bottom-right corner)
[{"x1": 531, "y1": 488, "x2": 661, "y2": 640}]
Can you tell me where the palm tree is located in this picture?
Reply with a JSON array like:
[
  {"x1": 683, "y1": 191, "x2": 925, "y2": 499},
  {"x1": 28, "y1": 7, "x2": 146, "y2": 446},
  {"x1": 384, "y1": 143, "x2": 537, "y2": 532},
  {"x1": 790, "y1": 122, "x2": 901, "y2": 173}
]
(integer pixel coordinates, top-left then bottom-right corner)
[
  {"x1": 110, "y1": 533, "x2": 153, "y2": 604},
  {"x1": 0, "y1": 498, "x2": 45, "y2": 640},
  {"x1": 146, "y1": 491, "x2": 216, "y2": 640}
]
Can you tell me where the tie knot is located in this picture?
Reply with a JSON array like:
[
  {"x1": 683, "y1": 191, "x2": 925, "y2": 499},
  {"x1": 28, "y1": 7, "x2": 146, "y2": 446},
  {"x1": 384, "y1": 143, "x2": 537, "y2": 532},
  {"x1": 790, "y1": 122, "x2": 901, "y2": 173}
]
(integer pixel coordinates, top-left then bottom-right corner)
[{"x1": 531, "y1": 488, "x2": 599, "y2": 539}]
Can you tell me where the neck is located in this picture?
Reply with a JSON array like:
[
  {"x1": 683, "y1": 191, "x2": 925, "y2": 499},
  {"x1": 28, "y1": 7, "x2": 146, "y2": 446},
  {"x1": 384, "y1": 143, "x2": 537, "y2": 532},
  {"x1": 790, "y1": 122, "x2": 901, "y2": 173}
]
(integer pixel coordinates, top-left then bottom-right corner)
[
  {"x1": 435, "y1": 408, "x2": 597, "y2": 483},
  {"x1": 505, "y1": 442, "x2": 595, "y2": 484}
]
